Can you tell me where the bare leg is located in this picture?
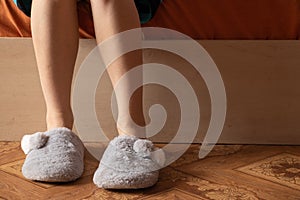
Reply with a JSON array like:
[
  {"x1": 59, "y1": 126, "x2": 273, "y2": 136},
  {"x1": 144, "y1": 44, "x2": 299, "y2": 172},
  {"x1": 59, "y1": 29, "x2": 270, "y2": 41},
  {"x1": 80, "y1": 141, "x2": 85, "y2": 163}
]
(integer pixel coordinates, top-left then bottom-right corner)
[
  {"x1": 90, "y1": 0, "x2": 145, "y2": 137},
  {"x1": 31, "y1": 0, "x2": 79, "y2": 130}
]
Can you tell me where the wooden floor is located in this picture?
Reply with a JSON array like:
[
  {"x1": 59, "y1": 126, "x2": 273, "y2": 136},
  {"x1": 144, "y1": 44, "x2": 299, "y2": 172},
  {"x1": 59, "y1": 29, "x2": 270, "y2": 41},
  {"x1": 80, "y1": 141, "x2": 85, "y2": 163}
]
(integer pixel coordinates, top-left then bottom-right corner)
[{"x1": 0, "y1": 142, "x2": 300, "y2": 199}]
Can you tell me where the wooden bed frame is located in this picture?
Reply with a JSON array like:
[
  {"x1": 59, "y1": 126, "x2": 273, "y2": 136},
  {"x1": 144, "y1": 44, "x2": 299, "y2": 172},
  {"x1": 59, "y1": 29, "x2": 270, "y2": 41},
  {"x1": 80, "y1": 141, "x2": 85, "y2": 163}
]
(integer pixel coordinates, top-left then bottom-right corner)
[{"x1": 1, "y1": 38, "x2": 299, "y2": 144}]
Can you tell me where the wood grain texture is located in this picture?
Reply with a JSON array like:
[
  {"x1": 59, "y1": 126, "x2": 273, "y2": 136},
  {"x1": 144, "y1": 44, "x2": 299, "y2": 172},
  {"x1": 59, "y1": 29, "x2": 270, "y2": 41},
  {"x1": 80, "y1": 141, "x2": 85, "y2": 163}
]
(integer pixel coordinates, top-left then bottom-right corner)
[{"x1": 0, "y1": 142, "x2": 299, "y2": 199}]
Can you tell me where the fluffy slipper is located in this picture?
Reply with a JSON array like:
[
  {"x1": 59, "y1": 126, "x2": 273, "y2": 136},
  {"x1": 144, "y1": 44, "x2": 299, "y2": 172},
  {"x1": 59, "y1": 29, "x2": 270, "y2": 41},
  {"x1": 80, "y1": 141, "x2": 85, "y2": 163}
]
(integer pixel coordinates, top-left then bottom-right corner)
[
  {"x1": 21, "y1": 127, "x2": 84, "y2": 182},
  {"x1": 93, "y1": 135, "x2": 165, "y2": 189}
]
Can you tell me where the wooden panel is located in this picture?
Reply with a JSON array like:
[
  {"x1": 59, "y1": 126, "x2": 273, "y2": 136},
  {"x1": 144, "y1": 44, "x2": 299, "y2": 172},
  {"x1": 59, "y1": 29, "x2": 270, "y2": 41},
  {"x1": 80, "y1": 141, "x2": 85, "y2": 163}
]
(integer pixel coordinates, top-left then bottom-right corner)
[
  {"x1": 0, "y1": 38, "x2": 96, "y2": 140},
  {"x1": 141, "y1": 40, "x2": 300, "y2": 144},
  {"x1": 0, "y1": 38, "x2": 300, "y2": 144}
]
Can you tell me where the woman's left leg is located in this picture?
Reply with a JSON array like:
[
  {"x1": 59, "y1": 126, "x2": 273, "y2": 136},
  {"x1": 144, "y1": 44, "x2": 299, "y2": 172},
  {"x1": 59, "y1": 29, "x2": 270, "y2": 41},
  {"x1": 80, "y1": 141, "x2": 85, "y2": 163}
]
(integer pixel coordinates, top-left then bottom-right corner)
[
  {"x1": 91, "y1": 0, "x2": 163, "y2": 189},
  {"x1": 90, "y1": 0, "x2": 145, "y2": 138}
]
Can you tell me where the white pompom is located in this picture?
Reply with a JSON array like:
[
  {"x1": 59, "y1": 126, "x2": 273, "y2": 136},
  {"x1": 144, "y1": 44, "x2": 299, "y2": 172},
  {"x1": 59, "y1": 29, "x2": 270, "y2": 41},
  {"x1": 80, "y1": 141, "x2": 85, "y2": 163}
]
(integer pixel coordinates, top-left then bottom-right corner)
[
  {"x1": 133, "y1": 139, "x2": 166, "y2": 167},
  {"x1": 133, "y1": 139, "x2": 153, "y2": 156},
  {"x1": 21, "y1": 132, "x2": 49, "y2": 154}
]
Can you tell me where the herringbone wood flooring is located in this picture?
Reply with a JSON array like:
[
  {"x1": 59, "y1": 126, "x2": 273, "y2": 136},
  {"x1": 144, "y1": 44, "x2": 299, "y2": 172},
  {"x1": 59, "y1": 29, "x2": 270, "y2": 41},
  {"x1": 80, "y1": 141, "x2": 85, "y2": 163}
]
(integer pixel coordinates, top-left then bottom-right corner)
[{"x1": 0, "y1": 142, "x2": 299, "y2": 199}]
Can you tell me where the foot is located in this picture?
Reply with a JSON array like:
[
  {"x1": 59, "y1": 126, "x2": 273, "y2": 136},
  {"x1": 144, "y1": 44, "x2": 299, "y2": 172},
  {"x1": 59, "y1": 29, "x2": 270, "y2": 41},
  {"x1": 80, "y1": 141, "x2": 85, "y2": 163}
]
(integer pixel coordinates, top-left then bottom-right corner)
[
  {"x1": 21, "y1": 127, "x2": 84, "y2": 182},
  {"x1": 93, "y1": 135, "x2": 165, "y2": 189}
]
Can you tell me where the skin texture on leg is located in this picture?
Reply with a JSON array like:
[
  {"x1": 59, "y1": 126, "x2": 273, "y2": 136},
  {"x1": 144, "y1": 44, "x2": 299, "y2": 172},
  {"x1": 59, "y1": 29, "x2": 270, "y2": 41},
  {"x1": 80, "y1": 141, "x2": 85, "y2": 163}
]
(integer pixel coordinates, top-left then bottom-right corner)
[
  {"x1": 31, "y1": 0, "x2": 79, "y2": 130},
  {"x1": 90, "y1": 0, "x2": 146, "y2": 137}
]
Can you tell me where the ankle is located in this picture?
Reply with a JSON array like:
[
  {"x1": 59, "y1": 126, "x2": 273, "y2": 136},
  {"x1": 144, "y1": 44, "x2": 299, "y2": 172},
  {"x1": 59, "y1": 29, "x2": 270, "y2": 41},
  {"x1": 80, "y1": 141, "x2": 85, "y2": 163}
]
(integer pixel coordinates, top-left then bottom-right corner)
[
  {"x1": 46, "y1": 111, "x2": 74, "y2": 130},
  {"x1": 117, "y1": 116, "x2": 146, "y2": 138},
  {"x1": 117, "y1": 127, "x2": 146, "y2": 139}
]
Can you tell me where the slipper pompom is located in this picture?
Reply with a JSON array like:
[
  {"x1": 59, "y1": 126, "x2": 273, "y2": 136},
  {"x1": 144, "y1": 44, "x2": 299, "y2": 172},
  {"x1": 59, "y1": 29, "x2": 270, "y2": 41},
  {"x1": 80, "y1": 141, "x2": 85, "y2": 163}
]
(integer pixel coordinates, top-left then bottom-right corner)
[
  {"x1": 133, "y1": 139, "x2": 166, "y2": 167},
  {"x1": 133, "y1": 139, "x2": 153, "y2": 156},
  {"x1": 21, "y1": 132, "x2": 49, "y2": 154}
]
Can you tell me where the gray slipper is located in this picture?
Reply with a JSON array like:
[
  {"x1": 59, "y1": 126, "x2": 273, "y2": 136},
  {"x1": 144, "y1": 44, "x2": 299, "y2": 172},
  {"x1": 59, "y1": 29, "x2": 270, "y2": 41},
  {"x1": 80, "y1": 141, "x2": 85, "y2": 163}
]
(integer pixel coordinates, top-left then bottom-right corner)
[
  {"x1": 93, "y1": 135, "x2": 165, "y2": 189},
  {"x1": 21, "y1": 127, "x2": 84, "y2": 182}
]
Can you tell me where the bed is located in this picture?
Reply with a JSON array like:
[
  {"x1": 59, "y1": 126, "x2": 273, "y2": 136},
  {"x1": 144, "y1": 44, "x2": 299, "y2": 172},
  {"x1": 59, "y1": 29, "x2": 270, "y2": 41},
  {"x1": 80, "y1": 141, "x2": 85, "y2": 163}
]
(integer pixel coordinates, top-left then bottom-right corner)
[
  {"x1": 1, "y1": 0, "x2": 300, "y2": 144},
  {"x1": 1, "y1": 0, "x2": 300, "y2": 39}
]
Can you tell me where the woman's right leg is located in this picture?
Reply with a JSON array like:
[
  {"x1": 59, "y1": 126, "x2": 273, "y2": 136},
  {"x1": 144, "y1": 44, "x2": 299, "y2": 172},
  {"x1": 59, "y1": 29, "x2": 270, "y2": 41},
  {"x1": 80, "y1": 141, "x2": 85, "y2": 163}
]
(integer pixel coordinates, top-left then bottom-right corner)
[
  {"x1": 21, "y1": 1, "x2": 84, "y2": 183},
  {"x1": 31, "y1": 0, "x2": 79, "y2": 130},
  {"x1": 27, "y1": 0, "x2": 163, "y2": 185}
]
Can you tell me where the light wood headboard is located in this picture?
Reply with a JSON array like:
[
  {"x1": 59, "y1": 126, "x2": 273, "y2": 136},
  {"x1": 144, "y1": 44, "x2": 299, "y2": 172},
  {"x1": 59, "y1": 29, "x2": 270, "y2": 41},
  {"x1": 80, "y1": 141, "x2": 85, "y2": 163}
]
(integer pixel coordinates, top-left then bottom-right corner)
[{"x1": 1, "y1": 38, "x2": 299, "y2": 144}]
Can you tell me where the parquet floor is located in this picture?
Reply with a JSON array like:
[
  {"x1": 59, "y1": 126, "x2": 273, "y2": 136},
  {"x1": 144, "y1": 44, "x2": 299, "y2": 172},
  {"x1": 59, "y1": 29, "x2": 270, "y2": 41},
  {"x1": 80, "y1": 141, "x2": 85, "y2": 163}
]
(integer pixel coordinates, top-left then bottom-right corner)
[{"x1": 0, "y1": 142, "x2": 300, "y2": 199}]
